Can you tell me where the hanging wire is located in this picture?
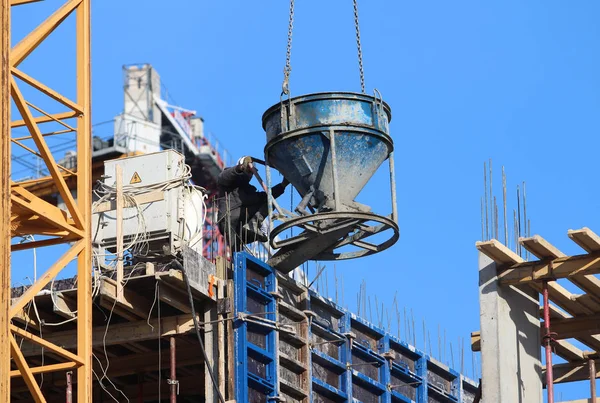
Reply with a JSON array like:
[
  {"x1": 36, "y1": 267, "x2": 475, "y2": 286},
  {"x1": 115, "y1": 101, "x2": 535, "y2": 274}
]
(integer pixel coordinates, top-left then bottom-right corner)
[
  {"x1": 353, "y1": 0, "x2": 366, "y2": 93},
  {"x1": 282, "y1": 0, "x2": 295, "y2": 96}
]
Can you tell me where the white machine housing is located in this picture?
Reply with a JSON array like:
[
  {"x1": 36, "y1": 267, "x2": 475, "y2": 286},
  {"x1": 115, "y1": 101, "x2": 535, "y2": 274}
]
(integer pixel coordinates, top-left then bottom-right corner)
[{"x1": 93, "y1": 150, "x2": 204, "y2": 260}]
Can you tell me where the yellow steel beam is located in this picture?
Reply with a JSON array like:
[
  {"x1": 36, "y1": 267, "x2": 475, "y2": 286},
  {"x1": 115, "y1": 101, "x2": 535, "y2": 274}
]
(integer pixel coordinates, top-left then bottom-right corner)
[
  {"x1": 9, "y1": 240, "x2": 84, "y2": 317},
  {"x1": 11, "y1": 137, "x2": 77, "y2": 176},
  {"x1": 26, "y1": 101, "x2": 77, "y2": 132},
  {"x1": 10, "y1": 336, "x2": 46, "y2": 403},
  {"x1": 11, "y1": 0, "x2": 81, "y2": 66},
  {"x1": 0, "y1": 0, "x2": 10, "y2": 400},
  {"x1": 11, "y1": 110, "x2": 78, "y2": 128},
  {"x1": 12, "y1": 67, "x2": 83, "y2": 113},
  {"x1": 10, "y1": 362, "x2": 78, "y2": 378},
  {"x1": 11, "y1": 235, "x2": 77, "y2": 251},
  {"x1": 7, "y1": 1, "x2": 92, "y2": 400},
  {"x1": 75, "y1": 1, "x2": 92, "y2": 401},
  {"x1": 11, "y1": 77, "x2": 84, "y2": 228},
  {"x1": 11, "y1": 325, "x2": 84, "y2": 365},
  {"x1": 10, "y1": 0, "x2": 43, "y2": 5},
  {"x1": 11, "y1": 186, "x2": 83, "y2": 237}
]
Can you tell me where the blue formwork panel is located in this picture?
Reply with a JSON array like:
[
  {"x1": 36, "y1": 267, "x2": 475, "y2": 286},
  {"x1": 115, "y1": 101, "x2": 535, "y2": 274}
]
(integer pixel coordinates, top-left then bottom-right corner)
[
  {"x1": 233, "y1": 253, "x2": 479, "y2": 403},
  {"x1": 234, "y1": 253, "x2": 278, "y2": 402}
]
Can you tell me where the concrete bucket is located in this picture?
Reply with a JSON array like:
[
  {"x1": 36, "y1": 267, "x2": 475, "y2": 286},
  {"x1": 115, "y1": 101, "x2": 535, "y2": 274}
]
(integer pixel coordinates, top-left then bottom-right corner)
[{"x1": 262, "y1": 92, "x2": 399, "y2": 272}]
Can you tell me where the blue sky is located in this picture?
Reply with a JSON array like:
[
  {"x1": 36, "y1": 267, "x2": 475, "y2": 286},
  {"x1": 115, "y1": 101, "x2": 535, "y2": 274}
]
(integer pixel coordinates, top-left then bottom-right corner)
[{"x1": 11, "y1": 0, "x2": 600, "y2": 400}]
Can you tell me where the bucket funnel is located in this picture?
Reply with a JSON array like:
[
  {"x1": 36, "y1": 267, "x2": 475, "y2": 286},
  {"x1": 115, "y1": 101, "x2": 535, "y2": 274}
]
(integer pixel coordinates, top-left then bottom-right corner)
[
  {"x1": 263, "y1": 92, "x2": 392, "y2": 211},
  {"x1": 261, "y1": 92, "x2": 398, "y2": 271}
]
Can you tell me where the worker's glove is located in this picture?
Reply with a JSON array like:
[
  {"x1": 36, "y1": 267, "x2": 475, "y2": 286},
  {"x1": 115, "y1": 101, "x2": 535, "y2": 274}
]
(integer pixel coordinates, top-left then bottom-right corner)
[{"x1": 236, "y1": 156, "x2": 253, "y2": 173}]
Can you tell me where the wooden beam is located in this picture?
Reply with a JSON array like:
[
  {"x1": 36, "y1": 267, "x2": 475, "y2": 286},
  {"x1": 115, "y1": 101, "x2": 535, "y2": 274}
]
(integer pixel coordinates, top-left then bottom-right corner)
[
  {"x1": 519, "y1": 235, "x2": 564, "y2": 259},
  {"x1": 471, "y1": 329, "x2": 585, "y2": 362},
  {"x1": 548, "y1": 305, "x2": 600, "y2": 355},
  {"x1": 549, "y1": 313, "x2": 600, "y2": 340},
  {"x1": 19, "y1": 314, "x2": 198, "y2": 357},
  {"x1": 99, "y1": 277, "x2": 153, "y2": 320},
  {"x1": 476, "y1": 239, "x2": 522, "y2": 265},
  {"x1": 115, "y1": 164, "x2": 123, "y2": 301},
  {"x1": 157, "y1": 281, "x2": 192, "y2": 313},
  {"x1": 547, "y1": 359, "x2": 600, "y2": 385},
  {"x1": 93, "y1": 190, "x2": 163, "y2": 213},
  {"x1": 569, "y1": 228, "x2": 600, "y2": 253},
  {"x1": 49, "y1": 292, "x2": 76, "y2": 319},
  {"x1": 471, "y1": 331, "x2": 480, "y2": 352},
  {"x1": 498, "y1": 253, "x2": 600, "y2": 285},
  {"x1": 11, "y1": 346, "x2": 203, "y2": 397}
]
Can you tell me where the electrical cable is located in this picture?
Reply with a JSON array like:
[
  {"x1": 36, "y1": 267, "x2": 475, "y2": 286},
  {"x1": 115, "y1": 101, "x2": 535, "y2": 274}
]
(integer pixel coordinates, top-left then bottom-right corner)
[{"x1": 170, "y1": 259, "x2": 226, "y2": 403}]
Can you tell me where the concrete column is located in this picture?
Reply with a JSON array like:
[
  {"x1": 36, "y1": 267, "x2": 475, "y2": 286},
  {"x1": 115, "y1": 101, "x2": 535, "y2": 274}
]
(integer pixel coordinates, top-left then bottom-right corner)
[{"x1": 479, "y1": 252, "x2": 543, "y2": 402}]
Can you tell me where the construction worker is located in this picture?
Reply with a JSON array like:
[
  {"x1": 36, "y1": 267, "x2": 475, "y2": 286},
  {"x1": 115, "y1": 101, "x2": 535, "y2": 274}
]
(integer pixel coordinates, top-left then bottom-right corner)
[{"x1": 217, "y1": 156, "x2": 289, "y2": 251}]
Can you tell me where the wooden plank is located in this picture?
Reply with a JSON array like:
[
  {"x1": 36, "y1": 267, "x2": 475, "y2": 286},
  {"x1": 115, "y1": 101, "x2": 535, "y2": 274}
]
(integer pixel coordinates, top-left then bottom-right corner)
[
  {"x1": 569, "y1": 228, "x2": 600, "y2": 253},
  {"x1": 18, "y1": 314, "x2": 198, "y2": 357},
  {"x1": 476, "y1": 239, "x2": 523, "y2": 265},
  {"x1": 99, "y1": 277, "x2": 153, "y2": 320},
  {"x1": 471, "y1": 331, "x2": 481, "y2": 352},
  {"x1": 572, "y1": 293, "x2": 600, "y2": 314},
  {"x1": 115, "y1": 165, "x2": 123, "y2": 301},
  {"x1": 93, "y1": 190, "x2": 163, "y2": 213},
  {"x1": 519, "y1": 235, "x2": 564, "y2": 259}
]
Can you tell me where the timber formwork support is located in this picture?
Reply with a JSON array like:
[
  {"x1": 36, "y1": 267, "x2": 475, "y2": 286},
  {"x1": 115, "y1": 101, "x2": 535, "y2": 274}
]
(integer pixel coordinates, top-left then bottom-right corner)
[
  {"x1": 2, "y1": 0, "x2": 92, "y2": 402},
  {"x1": 475, "y1": 228, "x2": 600, "y2": 402}
]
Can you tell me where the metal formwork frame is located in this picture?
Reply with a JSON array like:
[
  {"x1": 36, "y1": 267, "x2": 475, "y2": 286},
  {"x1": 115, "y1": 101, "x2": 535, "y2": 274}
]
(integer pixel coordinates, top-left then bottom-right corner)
[
  {"x1": 234, "y1": 252, "x2": 279, "y2": 402},
  {"x1": 1, "y1": 0, "x2": 92, "y2": 401},
  {"x1": 233, "y1": 253, "x2": 476, "y2": 403}
]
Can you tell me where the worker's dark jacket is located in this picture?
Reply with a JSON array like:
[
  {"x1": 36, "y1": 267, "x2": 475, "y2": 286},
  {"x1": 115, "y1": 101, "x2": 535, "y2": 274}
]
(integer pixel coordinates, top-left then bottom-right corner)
[{"x1": 217, "y1": 166, "x2": 285, "y2": 230}]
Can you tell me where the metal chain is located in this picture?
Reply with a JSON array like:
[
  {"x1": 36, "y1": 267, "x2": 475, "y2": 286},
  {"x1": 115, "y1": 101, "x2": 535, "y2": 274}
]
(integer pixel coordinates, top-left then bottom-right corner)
[
  {"x1": 282, "y1": 0, "x2": 295, "y2": 95},
  {"x1": 353, "y1": 0, "x2": 366, "y2": 93}
]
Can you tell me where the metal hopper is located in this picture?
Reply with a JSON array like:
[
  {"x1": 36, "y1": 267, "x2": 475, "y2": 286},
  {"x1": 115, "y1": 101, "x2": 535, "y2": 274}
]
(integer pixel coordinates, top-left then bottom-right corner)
[{"x1": 262, "y1": 92, "x2": 399, "y2": 271}]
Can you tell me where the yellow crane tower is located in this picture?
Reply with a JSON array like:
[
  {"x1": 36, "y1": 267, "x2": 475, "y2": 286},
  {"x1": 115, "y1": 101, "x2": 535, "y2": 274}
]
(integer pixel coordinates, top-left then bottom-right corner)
[{"x1": 1, "y1": 0, "x2": 92, "y2": 401}]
